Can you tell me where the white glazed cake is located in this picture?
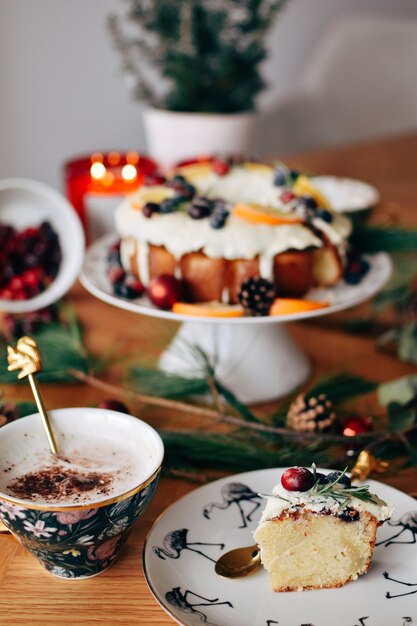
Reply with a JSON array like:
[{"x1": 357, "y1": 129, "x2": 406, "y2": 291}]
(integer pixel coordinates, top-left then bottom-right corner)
[
  {"x1": 114, "y1": 161, "x2": 352, "y2": 304},
  {"x1": 254, "y1": 466, "x2": 394, "y2": 592}
]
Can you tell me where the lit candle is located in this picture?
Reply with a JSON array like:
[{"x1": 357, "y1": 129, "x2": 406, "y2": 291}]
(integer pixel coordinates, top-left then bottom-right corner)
[{"x1": 64, "y1": 151, "x2": 157, "y2": 243}]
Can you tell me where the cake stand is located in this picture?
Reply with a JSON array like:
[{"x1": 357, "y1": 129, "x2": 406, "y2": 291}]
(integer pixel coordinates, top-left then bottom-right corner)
[{"x1": 80, "y1": 235, "x2": 391, "y2": 404}]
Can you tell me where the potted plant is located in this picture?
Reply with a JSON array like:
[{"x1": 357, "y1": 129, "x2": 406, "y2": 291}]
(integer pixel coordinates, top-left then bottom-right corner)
[{"x1": 108, "y1": 0, "x2": 287, "y2": 167}]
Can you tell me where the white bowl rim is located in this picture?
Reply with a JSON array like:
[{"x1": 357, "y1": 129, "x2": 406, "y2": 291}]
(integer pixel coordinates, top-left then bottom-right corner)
[{"x1": 0, "y1": 177, "x2": 85, "y2": 313}]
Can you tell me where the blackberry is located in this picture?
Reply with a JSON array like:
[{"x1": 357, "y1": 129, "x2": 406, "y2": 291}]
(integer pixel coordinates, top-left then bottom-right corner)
[
  {"x1": 209, "y1": 201, "x2": 230, "y2": 229},
  {"x1": 326, "y1": 471, "x2": 352, "y2": 488},
  {"x1": 316, "y1": 208, "x2": 333, "y2": 223},
  {"x1": 301, "y1": 194, "x2": 317, "y2": 209},
  {"x1": 143, "y1": 202, "x2": 160, "y2": 218},
  {"x1": 159, "y1": 196, "x2": 184, "y2": 214},
  {"x1": 273, "y1": 166, "x2": 288, "y2": 187},
  {"x1": 339, "y1": 508, "x2": 360, "y2": 523},
  {"x1": 166, "y1": 175, "x2": 196, "y2": 199},
  {"x1": 238, "y1": 277, "x2": 275, "y2": 316},
  {"x1": 188, "y1": 196, "x2": 214, "y2": 219}
]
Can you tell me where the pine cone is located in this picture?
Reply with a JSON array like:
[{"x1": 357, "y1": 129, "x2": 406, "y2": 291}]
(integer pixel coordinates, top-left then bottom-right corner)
[
  {"x1": 238, "y1": 277, "x2": 275, "y2": 316},
  {"x1": 287, "y1": 393, "x2": 336, "y2": 433}
]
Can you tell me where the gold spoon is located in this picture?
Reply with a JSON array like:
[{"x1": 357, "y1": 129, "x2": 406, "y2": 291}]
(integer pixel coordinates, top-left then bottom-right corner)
[
  {"x1": 215, "y1": 452, "x2": 391, "y2": 579},
  {"x1": 215, "y1": 543, "x2": 260, "y2": 578},
  {"x1": 7, "y1": 336, "x2": 59, "y2": 455}
]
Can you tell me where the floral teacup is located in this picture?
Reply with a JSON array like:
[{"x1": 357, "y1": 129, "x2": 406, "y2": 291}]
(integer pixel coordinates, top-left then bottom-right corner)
[{"x1": 0, "y1": 408, "x2": 164, "y2": 579}]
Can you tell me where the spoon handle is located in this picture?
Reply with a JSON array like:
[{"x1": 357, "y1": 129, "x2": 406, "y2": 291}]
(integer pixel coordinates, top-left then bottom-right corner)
[{"x1": 27, "y1": 374, "x2": 59, "y2": 455}]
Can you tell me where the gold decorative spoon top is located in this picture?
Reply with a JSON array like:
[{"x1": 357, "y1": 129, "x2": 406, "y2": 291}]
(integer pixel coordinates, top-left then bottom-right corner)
[{"x1": 7, "y1": 336, "x2": 59, "y2": 456}]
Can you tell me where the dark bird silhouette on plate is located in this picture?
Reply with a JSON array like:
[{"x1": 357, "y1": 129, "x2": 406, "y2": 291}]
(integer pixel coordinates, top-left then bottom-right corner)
[
  {"x1": 203, "y1": 482, "x2": 261, "y2": 528},
  {"x1": 153, "y1": 528, "x2": 225, "y2": 562}
]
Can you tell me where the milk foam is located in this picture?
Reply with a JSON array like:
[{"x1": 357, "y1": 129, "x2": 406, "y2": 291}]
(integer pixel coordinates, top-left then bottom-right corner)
[{"x1": 0, "y1": 408, "x2": 163, "y2": 506}]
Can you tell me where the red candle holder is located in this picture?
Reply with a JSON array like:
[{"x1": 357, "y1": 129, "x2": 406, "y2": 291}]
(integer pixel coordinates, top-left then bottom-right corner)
[{"x1": 63, "y1": 151, "x2": 157, "y2": 243}]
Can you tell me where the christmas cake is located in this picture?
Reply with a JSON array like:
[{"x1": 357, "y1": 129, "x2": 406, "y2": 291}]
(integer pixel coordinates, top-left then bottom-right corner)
[
  {"x1": 253, "y1": 466, "x2": 394, "y2": 592},
  {"x1": 114, "y1": 160, "x2": 352, "y2": 304}
]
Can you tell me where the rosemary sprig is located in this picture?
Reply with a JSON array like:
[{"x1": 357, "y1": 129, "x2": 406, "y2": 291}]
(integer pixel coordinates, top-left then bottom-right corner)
[{"x1": 312, "y1": 467, "x2": 378, "y2": 505}]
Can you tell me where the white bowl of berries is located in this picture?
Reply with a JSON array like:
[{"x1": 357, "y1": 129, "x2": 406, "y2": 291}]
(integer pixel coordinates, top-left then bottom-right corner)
[{"x1": 0, "y1": 178, "x2": 85, "y2": 313}]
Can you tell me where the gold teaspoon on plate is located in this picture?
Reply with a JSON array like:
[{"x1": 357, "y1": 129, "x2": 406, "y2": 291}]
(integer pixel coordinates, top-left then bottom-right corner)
[{"x1": 215, "y1": 543, "x2": 261, "y2": 578}]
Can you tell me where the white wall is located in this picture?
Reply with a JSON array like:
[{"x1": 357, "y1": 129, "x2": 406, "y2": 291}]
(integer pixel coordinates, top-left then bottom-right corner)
[{"x1": 1, "y1": 0, "x2": 416, "y2": 190}]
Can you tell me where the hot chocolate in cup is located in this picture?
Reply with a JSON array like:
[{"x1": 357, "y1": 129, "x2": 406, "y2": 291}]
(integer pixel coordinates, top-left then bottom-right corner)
[{"x1": 0, "y1": 407, "x2": 164, "y2": 579}]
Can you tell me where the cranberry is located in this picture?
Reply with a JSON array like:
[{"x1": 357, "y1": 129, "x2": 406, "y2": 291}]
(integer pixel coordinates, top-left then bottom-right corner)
[
  {"x1": 97, "y1": 399, "x2": 130, "y2": 414},
  {"x1": 281, "y1": 467, "x2": 315, "y2": 492},
  {"x1": 143, "y1": 173, "x2": 166, "y2": 186},
  {"x1": 21, "y1": 269, "x2": 41, "y2": 288},
  {"x1": 212, "y1": 158, "x2": 230, "y2": 176},
  {"x1": 148, "y1": 274, "x2": 183, "y2": 309},
  {"x1": 280, "y1": 190, "x2": 296, "y2": 203},
  {"x1": 125, "y1": 276, "x2": 145, "y2": 297},
  {"x1": 108, "y1": 267, "x2": 125, "y2": 284},
  {"x1": 142, "y1": 202, "x2": 160, "y2": 218}
]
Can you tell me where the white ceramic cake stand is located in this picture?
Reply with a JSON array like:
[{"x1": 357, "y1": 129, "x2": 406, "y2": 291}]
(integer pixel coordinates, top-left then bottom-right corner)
[{"x1": 80, "y1": 235, "x2": 391, "y2": 404}]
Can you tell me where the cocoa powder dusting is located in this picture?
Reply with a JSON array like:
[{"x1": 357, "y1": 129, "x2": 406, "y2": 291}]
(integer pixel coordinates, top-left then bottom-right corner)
[{"x1": 8, "y1": 467, "x2": 112, "y2": 502}]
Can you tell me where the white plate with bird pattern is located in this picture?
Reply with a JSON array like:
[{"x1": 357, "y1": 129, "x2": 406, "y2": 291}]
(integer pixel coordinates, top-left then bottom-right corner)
[{"x1": 143, "y1": 468, "x2": 417, "y2": 626}]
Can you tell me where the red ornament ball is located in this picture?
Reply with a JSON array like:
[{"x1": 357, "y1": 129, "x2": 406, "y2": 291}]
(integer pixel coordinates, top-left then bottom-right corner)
[
  {"x1": 148, "y1": 274, "x2": 183, "y2": 309},
  {"x1": 340, "y1": 415, "x2": 373, "y2": 437}
]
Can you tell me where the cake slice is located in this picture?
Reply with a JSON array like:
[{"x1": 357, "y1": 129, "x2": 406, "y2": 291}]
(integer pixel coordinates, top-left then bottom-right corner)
[{"x1": 254, "y1": 466, "x2": 394, "y2": 592}]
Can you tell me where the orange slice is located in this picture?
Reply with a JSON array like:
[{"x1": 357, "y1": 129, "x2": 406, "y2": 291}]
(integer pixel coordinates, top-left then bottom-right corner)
[
  {"x1": 234, "y1": 203, "x2": 303, "y2": 226},
  {"x1": 293, "y1": 175, "x2": 331, "y2": 209},
  {"x1": 172, "y1": 301, "x2": 244, "y2": 318},
  {"x1": 269, "y1": 298, "x2": 330, "y2": 316},
  {"x1": 176, "y1": 162, "x2": 214, "y2": 182},
  {"x1": 130, "y1": 186, "x2": 174, "y2": 210},
  {"x1": 243, "y1": 162, "x2": 274, "y2": 176}
]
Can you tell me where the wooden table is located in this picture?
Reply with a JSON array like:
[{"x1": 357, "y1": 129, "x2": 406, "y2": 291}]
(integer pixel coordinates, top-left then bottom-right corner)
[{"x1": 1, "y1": 133, "x2": 417, "y2": 625}]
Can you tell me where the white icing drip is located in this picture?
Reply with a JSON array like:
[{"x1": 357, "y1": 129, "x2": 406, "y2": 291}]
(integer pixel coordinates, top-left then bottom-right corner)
[
  {"x1": 259, "y1": 252, "x2": 275, "y2": 281},
  {"x1": 174, "y1": 264, "x2": 182, "y2": 280},
  {"x1": 137, "y1": 241, "x2": 150, "y2": 286},
  {"x1": 115, "y1": 203, "x2": 340, "y2": 261},
  {"x1": 120, "y1": 238, "x2": 135, "y2": 271},
  {"x1": 221, "y1": 287, "x2": 230, "y2": 303},
  {"x1": 257, "y1": 483, "x2": 394, "y2": 526}
]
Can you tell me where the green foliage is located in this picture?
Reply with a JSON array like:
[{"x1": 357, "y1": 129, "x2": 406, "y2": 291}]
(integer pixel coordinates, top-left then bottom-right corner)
[
  {"x1": 0, "y1": 315, "x2": 91, "y2": 384},
  {"x1": 161, "y1": 429, "x2": 328, "y2": 474},
  {"x1": 129, "y1": 366, "x2": 210, "y2": 398},
  {"x1": 307, "y1": 373, "x2": 378, "y2": 405},
  {"x1": 109, "y1": 0, "x2": 287, "y2": 112},
  {"x1": 351, "y1": 224, "x2": 417, "y2": 253}
]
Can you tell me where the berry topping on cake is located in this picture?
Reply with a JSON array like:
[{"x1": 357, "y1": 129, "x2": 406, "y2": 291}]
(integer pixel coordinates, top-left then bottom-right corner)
[
  {"x1": 209, "y1": 201, "x2": 230, "y2": 229},
  {"x1": 316, "y1": 208, "x2": 333, "y2": 223},
  {"x1": 166, "y1": 175, "x2": 196, "y2": 200},
  {"x1": 279, "y1": 190, "x2": 296, "y2": 204},
  {"x1": 293, "y1": 175, "x2": 331, "y2": 209},
  {"x1": 148, "y1": 275, "x2": 183, "y2": 309},
  {"x1": 212, "y1": 157, "x2": 231, "y2": 176},
  {"x1": 326, "y1": 471, "x2": 352, "y2": 489},
  {"x1": 238, "y1": 277, "x2": 275, "y2": 316},
  {"x1": 142, "y1": 202, "x2": 160, "y2": 218},
  {"x1": 273, "y1": 165, "x2": 288, "y2": 187},
  {"x1": 281, "y1": 466, "x2": 315, "y2": 492},
  {"x1": 188, "y1": 196, "x2": 214, "y2": 219}
]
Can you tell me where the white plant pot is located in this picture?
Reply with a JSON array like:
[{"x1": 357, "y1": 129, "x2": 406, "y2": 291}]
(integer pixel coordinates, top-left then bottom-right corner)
[{"x1": 142, "y1": 107, "x2": 257, "y2": 169}]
